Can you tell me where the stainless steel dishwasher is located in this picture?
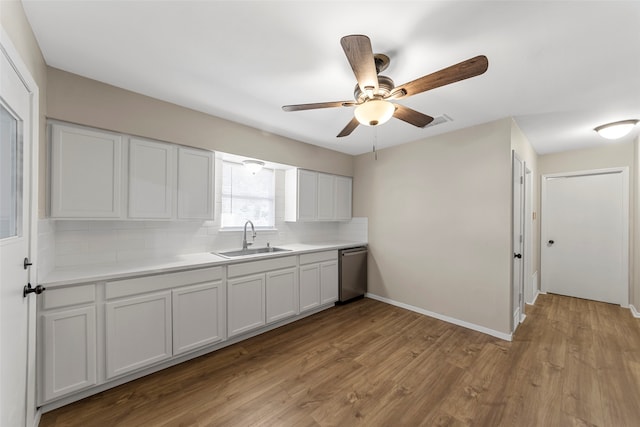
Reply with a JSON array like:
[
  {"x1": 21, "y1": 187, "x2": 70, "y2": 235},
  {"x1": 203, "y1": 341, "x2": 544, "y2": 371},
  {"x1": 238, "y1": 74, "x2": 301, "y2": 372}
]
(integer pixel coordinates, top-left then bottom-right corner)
[{"x1": 338, "y1": 246, "x2": 368, "y2": 303}]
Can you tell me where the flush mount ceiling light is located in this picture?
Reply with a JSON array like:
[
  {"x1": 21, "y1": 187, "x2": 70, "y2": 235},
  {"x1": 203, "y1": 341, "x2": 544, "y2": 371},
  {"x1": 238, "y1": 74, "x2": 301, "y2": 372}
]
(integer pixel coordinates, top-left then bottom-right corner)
[
  {"x1": 354, "y1": 99, "x2": 396, "y2": 126},
  {"x1": 594, "y1": 119, "x2": 639, "y2": 140},
  {"x1": 243, "y1": 159, "x2": 264, "y2": 174}
]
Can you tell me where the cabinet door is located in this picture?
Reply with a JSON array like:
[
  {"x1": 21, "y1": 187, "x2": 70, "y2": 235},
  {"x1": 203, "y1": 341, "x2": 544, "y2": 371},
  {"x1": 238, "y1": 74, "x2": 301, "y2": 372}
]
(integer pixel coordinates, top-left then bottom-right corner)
[
  {"x1": 299, "y1": 264, "x2": 320, "y2": 312},
  {"x1": 266, "y1": 268, "x2": 298, "y2": 323},
  {"x1": 128, "y1": 138, "x2": 175, "y2": 219},
  {"x1": 105, "y1": 291, "x2": 172, "y2": 379},
  {"x1": 317, "y1": 173, "x2": 336, "y2": 221},
  {"x1": 50, "y1": 123, "x2": 123, "y2": 218},
  {"x1": 297, "y1": 170, "x2": 318, "y2": 221},
  {"x1": 228, "y1": 274, "x2": 265, "y2": 337},
  {"x1": 178, "y1": 147, "x2": 214, "y2": 219},
  {"x1": 335, "y1": 176, "x2": 353, "y2": 220},
  {"x1": 41, "y1": 306, "x2": 97, "y2": 402},
  {"x1": 172, "y1": 281, "x2": 226, "y2": 355},
  {"x1": 320, "y1": 260, "x2": 339, "y2": 304}
]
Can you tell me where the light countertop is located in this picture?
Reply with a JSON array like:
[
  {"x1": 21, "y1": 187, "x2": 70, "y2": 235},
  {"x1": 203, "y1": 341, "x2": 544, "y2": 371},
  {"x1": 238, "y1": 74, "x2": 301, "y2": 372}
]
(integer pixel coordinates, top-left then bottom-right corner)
[{"x1": 40, "y1": 241, "x2": 367, "y2": 287}]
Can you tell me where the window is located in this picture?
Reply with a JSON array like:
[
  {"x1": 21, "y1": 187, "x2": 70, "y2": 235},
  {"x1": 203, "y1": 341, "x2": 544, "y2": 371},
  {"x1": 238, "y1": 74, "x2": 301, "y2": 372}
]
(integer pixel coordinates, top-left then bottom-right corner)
[
  {"x1": 0, "y1": 103, "x2": 22, "y2": 239},
  {"x1": 221, "y1": 161, "x2": 275, "y2": 228}
]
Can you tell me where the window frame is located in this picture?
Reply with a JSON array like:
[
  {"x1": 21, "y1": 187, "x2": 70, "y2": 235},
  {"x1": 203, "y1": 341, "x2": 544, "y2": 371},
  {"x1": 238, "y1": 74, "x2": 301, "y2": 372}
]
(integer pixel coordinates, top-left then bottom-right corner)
[{"x1": 220, "y1": 160, "x2": 276, "y2": 230}]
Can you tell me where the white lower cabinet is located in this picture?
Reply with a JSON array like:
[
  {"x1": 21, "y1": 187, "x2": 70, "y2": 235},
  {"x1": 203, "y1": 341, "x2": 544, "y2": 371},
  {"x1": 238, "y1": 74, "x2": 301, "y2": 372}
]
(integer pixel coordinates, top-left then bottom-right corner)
[
  {"x1": 172, "y1": 281, "x2": 226, "y2": 355},
  {"x1": 320, "y1": 260, "x2": 339, "y2": 304},
  {"x1": 105, "y1": 291, "x2": 172, "y2": 379},
  {"x1": 300, "y1": 250, "x2": 339, "y2": 312},
  {"x1": 41, "y1": 306, "x2": 97, "y2": 402},
  {"x1": 228, "y1": 274, "x2": 266, "y2": 337},
  {"x1": 266, "y1": 267, "x2": 298, "y2": 323},
  {"x1": 38, "y1": 250, "x2": 342, "y2": 407},
  {"x1": 299, "y1": 263, "x2": 321, "y2": 312}
]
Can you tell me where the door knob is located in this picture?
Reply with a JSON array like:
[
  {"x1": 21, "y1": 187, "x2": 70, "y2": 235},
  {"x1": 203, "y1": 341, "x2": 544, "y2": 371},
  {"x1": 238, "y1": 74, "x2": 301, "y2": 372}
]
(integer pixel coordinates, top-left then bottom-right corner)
[
  {"x1": 514, "y1": 253, "x2": 522, "y2": 259},
  {"x1": 548, "y1": 240, "x2": 554, "y2": 245},
  {"x1": 23, "y1": 283, "x2": 46, "y2": 298}
]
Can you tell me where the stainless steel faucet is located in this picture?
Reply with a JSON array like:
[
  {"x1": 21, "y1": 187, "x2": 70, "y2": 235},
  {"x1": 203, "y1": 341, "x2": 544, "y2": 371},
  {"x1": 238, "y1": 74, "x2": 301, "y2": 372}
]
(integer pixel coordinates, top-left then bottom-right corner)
[{"x1": 242, "y1": 220, "x2": 256, "y2": 250}]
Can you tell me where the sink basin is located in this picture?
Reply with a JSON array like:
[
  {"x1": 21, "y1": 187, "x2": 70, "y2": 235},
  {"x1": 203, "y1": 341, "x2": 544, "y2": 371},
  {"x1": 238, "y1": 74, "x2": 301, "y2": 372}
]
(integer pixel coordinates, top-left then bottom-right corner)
[{"x1": 214, "y1": 247, "x2": 292, "y2": 258}]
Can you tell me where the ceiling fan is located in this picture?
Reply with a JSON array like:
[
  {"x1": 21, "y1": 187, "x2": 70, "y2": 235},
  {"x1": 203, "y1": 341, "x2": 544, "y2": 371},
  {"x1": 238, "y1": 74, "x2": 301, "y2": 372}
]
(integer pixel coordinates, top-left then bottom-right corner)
[{"x1": 282, "y1": 35, "x2": 489, "y2": 137}]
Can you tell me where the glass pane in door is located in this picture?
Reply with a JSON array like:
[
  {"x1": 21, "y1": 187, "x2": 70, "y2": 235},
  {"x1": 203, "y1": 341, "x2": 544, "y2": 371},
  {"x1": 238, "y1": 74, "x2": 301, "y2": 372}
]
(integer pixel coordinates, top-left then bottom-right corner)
[{"x1": 0, "y1": 103, "x2": 22, "y2": 239}]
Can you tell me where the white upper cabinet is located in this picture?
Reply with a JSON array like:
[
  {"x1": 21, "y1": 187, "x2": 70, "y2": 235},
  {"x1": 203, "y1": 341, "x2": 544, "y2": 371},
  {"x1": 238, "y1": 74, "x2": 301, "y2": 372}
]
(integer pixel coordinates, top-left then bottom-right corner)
[
  {"x1": 49, "y1": 122, "x2": 215, "y2": 220},
  {"x1": 177, "y1": 147, "x2": 214, "y2": 220},
  {"x1": 285, "y1": 169, "x2": 318, "y2": 222},
  {"x1": 285, "y1": 168, "x2": 352, "y2": 222},
  {"x1": 317, "y1": 173, "x2": 336, "y2": 221},
  {"x1": 50, "y1": 123, "x2": 123, "y2": 218},
  {"x1": 335, "y1": 175, "x2": 352, "y2": 220},
  {"x1": 128, "y1": 138, "x2": 176, "y2": 219}
]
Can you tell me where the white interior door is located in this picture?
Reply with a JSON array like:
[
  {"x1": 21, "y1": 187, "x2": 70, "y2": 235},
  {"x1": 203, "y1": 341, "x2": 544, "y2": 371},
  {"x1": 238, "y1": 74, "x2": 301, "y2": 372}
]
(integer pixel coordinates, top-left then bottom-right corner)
[
  {"x1": 541, "y1": 169, "x2": 629, "y2": 305},
  {"x1": 511, "y1": 152, "x2": 524, "y2": 331},
  {"x1": 1, "y1": 34, "x2": 38, "y2": 427}
]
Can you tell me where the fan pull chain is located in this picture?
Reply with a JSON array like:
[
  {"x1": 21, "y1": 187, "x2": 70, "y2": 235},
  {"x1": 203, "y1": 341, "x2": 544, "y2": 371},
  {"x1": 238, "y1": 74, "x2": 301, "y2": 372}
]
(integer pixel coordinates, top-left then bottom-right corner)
[{"x1": 373, "y1": 128, "x2": 378, "y2": 160}]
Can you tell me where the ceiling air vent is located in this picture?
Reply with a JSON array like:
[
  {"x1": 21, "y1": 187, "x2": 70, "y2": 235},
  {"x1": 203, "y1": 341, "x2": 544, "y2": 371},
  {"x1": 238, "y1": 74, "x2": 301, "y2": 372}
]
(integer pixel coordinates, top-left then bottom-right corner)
[{"x1": 425, "y1": 114, "x2": 453, "y2": 129}]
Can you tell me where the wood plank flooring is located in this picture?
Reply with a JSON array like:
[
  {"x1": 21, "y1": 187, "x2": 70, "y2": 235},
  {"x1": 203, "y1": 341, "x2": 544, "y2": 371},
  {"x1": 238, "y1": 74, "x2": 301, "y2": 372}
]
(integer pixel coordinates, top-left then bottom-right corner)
[{"x1": 40, "y1": 294, "x2": 640, "y2": 426}]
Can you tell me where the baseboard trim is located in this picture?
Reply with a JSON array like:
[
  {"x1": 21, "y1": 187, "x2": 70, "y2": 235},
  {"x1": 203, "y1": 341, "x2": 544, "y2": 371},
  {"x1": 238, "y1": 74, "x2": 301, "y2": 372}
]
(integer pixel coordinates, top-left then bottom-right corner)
[
  {"x1": 630, "y1": 304, "x2": 640, "y2": 318},
  {"x1": 31, "y1": 410, "x2": 41, "y2": 427},
  {"x1": 527, "y1": 289, "x2": 540, "y2": 305},
  {"x1": 365, "y1": 293, "x2": 512, "y2": 341}
]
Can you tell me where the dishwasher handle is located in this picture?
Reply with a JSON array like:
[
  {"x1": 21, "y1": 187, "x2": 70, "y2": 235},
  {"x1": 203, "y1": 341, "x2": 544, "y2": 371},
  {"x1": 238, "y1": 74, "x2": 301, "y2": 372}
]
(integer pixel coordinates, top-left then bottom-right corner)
[{"x1": 341, "y1": 248, "x2": 368, "y2": 257}]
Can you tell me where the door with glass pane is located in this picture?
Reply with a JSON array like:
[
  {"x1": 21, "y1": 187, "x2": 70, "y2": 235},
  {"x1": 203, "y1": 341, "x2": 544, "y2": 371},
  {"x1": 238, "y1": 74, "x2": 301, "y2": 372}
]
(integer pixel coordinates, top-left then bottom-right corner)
[{"x1": 1, "y1": 41, "x2": 36, "y2": 427}]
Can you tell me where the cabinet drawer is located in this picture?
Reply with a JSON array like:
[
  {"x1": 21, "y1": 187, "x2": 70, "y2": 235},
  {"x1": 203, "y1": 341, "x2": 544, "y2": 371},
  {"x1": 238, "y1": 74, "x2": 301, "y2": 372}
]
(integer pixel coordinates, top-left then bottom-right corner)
[
  {"x1": 106, "y1": 267, "x2": 223, "y2": 299},
  {"x1": 227, "y1": 256, "x2": 296, "y2": 278},
  {"x1": 299, "y1": 250, "x2": 338, "y2": 265},
  {"x1": 42, "y1": 284, "x2": 96, "y2": 310}
]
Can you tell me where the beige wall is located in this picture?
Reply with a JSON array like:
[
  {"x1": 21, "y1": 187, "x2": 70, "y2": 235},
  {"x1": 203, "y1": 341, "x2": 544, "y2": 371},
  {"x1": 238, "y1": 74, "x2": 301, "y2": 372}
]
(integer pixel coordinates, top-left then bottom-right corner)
[
  {"x1": 46, "y1": 68, "x2": 353, "y2": 178},
  {"x1": 354, "y1": 118, "x2": 514, "y2": 334},
  {"x1": 1, "y1": 0, "x2": 47, "y2": 217},
  {"x1": 538, "y1": 141, "x2": 636, "y2": 307}
]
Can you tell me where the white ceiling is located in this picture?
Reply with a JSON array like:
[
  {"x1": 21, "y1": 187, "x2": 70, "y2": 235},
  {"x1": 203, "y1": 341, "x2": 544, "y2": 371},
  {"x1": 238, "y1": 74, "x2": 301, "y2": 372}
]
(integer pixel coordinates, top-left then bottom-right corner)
[{"x1": 22, "y1": 0, "x2": 640, "y2": 156}]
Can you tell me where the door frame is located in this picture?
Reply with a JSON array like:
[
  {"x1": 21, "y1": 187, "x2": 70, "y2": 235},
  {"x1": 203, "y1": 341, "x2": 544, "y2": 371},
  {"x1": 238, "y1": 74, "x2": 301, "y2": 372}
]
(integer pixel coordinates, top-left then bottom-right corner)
[
  {"x1": 511, "y1": 151, "x2": 525, "y2": 332},
  {"x1": 0, "y1": 27, "x2": 40, "y2": 427},
  {"x1": 540, "y1": 167, "x2": 629, "y2": 306},
  {"x1": 524, "y1": 166, "x2": 534, "y2": 304}
]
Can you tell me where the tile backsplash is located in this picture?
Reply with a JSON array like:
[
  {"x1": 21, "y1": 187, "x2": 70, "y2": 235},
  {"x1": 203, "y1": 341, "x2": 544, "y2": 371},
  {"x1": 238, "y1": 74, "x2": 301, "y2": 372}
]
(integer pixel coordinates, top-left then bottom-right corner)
[
  {"x1": 37, "y1": 167, "x2": 367, "y2": 278},
  {"x1": 38, "y1": 216, "x2": 367, "y2": 277}
]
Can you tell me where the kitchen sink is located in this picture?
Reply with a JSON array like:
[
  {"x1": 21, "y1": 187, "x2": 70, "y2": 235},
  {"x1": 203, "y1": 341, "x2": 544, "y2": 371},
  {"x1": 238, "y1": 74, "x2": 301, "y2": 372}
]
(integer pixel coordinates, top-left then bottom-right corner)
[{"x1": 214, "y1": 247, "x2": 292, "y2": 258}]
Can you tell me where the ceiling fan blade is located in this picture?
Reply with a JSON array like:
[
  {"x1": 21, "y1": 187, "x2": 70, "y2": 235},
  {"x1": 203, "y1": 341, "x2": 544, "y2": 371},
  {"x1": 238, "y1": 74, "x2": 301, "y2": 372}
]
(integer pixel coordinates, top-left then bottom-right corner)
[
  {"x1": 282, "y1": 101, "x2": 355, "y2": 112},
  {"x1": 340, "y1": 35, "x2": 379, "y2": 94},
  {"x1": 392, "y1": 55, "x2": 488, "y2": 99},
  {"x1": 337, "y1": 117, "x2": 360, "y2": 138},
  {"x1": 393, "y1": 104, "x2": 434, "y2": 128}
]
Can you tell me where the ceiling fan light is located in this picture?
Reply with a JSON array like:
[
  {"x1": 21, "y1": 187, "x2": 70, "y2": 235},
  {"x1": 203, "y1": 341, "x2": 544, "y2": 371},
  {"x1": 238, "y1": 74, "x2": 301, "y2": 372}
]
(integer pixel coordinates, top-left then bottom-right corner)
[
  {"x1": 594, "y1": 120, "x2": 639, "y2": 140},
  {"x1": 354, "y1": 100, "x2": 395, "y2": 127},
  {"x1": 242, "y1": 159, "x2": 264, "y2": 174}
]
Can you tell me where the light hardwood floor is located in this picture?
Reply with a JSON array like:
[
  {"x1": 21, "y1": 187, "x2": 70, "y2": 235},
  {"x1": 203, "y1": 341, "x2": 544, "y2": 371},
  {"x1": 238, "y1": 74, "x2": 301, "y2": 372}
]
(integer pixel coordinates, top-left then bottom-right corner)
[{"x1": 40, "y1": 294, "x2": 640, "y2": 426}]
